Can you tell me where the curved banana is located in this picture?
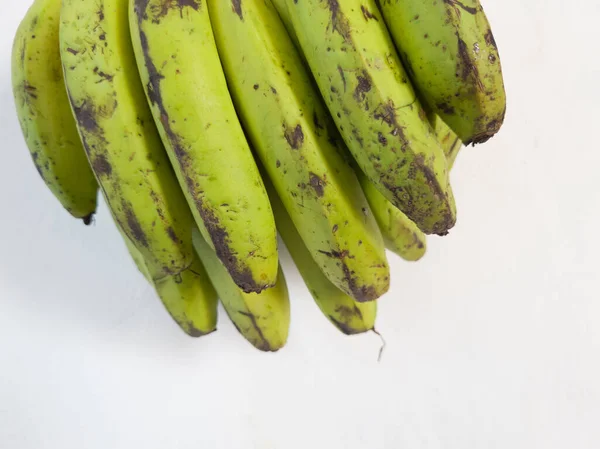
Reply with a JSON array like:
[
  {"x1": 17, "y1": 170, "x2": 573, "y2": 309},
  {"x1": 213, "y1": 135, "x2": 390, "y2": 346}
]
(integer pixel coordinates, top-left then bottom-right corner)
[
  {"x1": 60, "y1": 0, "x2": 218, "y2": 335},
  {"x1": 284, "y1": 0, "x2": 456, "y2": 235},
  {"x1": 377, "y1": 0, "x2": 506, "y2": 144},
  {"x1": 208, "y1": 0, "x2": 389, "y2": 302},
  {"x1": 192, "y1": 229, "x2": 289, "y2": 352},
  {"x1": 129, "y1": 0, "x2": 278, "y2": 294},
  {"x1": 359, "y1": 113, "x2": 463, "y2": 260},
  {"x1": 12, "y1": 0, "x2": 97, "y2": 223},
  {"x1": 267, "y1": 182, "x2": 376, "y2": 335},
  {"x1": 117, "y1": 224, "x2": 218, "y2": 336}
]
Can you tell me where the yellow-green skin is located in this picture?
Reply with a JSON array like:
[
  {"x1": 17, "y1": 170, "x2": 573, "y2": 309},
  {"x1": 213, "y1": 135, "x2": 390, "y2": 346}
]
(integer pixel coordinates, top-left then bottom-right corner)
[
  {"x1": 193, "y1": 229, "x2": 290, "y2": 352},
  {"x1": 267, "y1": 181, "x2": 376, "y2": 334},
  {"x1": 273, "y1": 0, "x2": 423, "y2": 261},
  {"x1": 118, "y1": 224, "x2": 218, "y2": 336},
  {"x1": 12, "y1": 0, "x2": 98, "y2": 222},
  {"x1": 60, "y1": 0, "x2": 203, "y2": 289},
  {"x1": 359, "y1": 171, "x2": 426, "y2": 261},
  {"x1": 129, "y1": 0, "x2": 278, "y2": 294},
  {"x1": 431, "y1": 114, "x2": 463, "y2": 170},
  {"x1": 377, "y1": 0, "x2": 506, "y2": 144},
  {"x1": 208, "y1": 0, "x2": 389, "y2": 302},
  {"x1": 284, "y1": 0, "x2": 456, "y2": 235}
]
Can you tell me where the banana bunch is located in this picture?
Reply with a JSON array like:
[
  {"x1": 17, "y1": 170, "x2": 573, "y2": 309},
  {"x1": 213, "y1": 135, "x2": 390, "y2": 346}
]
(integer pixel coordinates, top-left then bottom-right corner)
[{"x1": 12, "y1": 0, "x2": 505, "y2": 351}]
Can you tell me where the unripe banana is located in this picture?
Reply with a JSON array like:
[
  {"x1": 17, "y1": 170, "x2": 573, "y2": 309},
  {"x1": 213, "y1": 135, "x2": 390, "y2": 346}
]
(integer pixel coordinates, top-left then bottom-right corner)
[
  {"x1": 267, "y1": 180, "x2": 376, "y2": 335},
  {"x1": 116, "y1": 220, "x2": 218, "y2": 336},
  {"x1": 60, "y1": 0, "x2": 217, "y2": 335},
  {"x1": 208, "y1": 0, "x2": 389, "y2": 302},
  {"x1": 360, "y1": 114, "x2": 463, "y2": 260},
  {"x1": 377, "y1": 0, "x2": 506, "y2": 144},
  {"x1": 12, "y1": 0, "x2": 97, "y2": 223},
  {"x1": 129, "y1": 0, "x2": 278, "y2": 294},
  {"x1": 192, "y1": 229, "x2": 289, "y2": 352},
  {"x1": 284, "y1": 0, "x2": 456, "y2": 235}
]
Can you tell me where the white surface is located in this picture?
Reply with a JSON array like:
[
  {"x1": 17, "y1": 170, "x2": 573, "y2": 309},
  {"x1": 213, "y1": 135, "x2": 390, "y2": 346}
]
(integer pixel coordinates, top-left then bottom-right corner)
[{"x1": 1, "y1": 1, "x2": 599, "y2": 448}]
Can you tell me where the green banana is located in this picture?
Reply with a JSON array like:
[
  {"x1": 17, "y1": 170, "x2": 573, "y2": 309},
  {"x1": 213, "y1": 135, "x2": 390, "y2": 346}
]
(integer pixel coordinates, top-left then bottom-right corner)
[
  {"x1": 270, "y1": 0, "x2": 424, "y2": 261},
  {"x1": 377, "y1": 0, "x2": 506, "y2": 144},
  {"x1": 283, "y1": 0, "x2": 456, "y2": 235},
  {"x1": 117, "y1": 223, "x2": 218, "y2": 336},
  {"x1": 60, "y1": 0, "x2": 218, "y2": 335},
  {"x1": 12, "y1": 0, "x2": 97, "y2": 223},
  {"x1": 193, "y1": 229, "x2": 289, "y2": 352},
  {"x1": 129, "y1": 0, "x2": 278, "y2": 294},
  {"x1": 267, "y1": 180, "x2": 376, "y2": 335},
  {"x1": 208, "y1": 0, "x2": 389, "y2": 302},
  {"x1": 360, "y1": 114, "x2": 463, "y2": 260}
]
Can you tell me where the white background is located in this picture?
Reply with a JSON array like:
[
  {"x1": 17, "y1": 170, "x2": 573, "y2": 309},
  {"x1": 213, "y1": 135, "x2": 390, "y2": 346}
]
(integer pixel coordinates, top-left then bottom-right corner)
[{"x1": 1, "y1": 0, "x2": 599, "y2": 448}]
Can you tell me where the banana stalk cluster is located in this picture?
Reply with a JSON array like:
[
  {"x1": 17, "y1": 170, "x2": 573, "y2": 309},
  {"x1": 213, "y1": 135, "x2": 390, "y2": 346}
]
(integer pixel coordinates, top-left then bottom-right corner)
[{"x1": 12, "y1": 0, "x2": 505, "y2": 350}]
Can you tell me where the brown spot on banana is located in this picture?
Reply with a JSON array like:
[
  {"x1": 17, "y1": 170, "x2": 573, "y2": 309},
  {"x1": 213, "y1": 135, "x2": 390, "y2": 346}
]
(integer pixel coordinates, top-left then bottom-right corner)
[
  {"x1": 284, "y1": 123, "x2": 304, "y2": 149},
  {"x1": 92, "y1": 154, "x2": 112, "y2": 176},
  {"x1": 354, "y1": 71, "x2": 372, "y2": 103},
  {"x1": 443, "y1": 0, "x2": 478, "y2": 16},
  {"x1": 123, "y1": 202, "x2": 149, "y2": 248},
  {"x1": 231, "y1": 0, "x2": 243, "y2": 20},
  {"x1": 360, "y1": 5, "x2": 378, "y2": 21}
]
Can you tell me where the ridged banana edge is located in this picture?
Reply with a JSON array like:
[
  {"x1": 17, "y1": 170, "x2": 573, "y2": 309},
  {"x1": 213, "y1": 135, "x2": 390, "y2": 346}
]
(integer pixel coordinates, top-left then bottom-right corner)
[{"x1": 12, "y1": 0, "x2": 98, "y2": 222}]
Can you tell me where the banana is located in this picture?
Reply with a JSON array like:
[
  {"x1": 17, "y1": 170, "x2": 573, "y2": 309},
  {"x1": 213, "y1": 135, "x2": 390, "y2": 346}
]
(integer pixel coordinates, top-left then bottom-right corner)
[
  {"x1": 117, "y1": 223, "x2": 218, "y2": 336},
  {"x1": 360, "y1": 114, "x2": 463, "y2": 260},
  {"x1": 60, "y1": 0, "x2": 217, "y2": 335},
  {"x1": 129, "y1": 0, "x2": 278, "y2": 294},
  {"x1": 267, "y1": 180, "x2": 376, "y2": 335},
  {"x1": 208, "y1": 0, "x2": 389, "y2": 302},
  {"x1": 283, "y1": 0, "x2": 456, "y2": 235},
  {"x1": 377, "y1": 0, "x2": 506, "y2": 144},
  {"x1": 192, "y1": 229, "x2": 289, "y2": 352},
  {"x1": 12, "y1": 0, "x2": 98, "y2": 223}
]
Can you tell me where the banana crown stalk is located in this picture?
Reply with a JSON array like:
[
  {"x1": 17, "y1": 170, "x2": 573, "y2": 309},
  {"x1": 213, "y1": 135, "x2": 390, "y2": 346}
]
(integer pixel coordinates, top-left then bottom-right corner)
[{"x1": 12, "y1": 0, "x2": 98, "y2": 222}]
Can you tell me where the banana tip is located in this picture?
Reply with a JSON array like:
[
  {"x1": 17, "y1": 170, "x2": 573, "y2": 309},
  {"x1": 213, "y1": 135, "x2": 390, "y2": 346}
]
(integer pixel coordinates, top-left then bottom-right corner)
[{"x1": 82, "y1": 213, "x2": 95, "y2": 226}]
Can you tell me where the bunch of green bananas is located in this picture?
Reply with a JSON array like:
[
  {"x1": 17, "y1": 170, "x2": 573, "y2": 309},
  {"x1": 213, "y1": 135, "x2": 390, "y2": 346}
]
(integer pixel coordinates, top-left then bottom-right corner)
[{"x1": 12, "y1": 0, "x2": 505, "y2": 351}]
